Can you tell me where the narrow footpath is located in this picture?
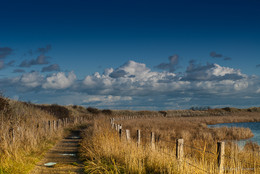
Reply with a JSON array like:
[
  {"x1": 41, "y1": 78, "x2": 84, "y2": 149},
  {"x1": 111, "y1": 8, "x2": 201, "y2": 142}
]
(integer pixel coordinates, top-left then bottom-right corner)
[{"x1": 31, "y1": 130, "x2": 85, "y2": 174}]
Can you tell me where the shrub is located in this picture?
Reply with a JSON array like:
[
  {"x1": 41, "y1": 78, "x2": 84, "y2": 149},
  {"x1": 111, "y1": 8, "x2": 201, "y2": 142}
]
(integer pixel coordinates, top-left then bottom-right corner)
[
  {"x1": 0, "y1": 96, "x2": 9, "y2": 111},
  {"x1": 158, "y1": 111, "x2": 167, "y2": 117},
  {"x1": 102, "y1": 109, "x2": 113, "y2": 115},
  {"x1": 87, "y1": 107, "x2": 100, "y2": 114},
  {"x1": 37, "y1": 104, "x2": 70, "y2": 118}
]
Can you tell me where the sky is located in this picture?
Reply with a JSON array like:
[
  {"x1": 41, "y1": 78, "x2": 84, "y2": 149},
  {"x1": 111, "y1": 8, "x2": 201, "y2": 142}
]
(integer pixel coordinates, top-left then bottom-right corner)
[{"x1": 0, "y1": 0, "x2": 260, "y2": 110}]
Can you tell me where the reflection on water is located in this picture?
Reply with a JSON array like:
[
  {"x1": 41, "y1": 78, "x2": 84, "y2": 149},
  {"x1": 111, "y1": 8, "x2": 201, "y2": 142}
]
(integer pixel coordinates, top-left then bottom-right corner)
[{"x1": 208, "y1": 122, "x2": 260, "y2": 147}]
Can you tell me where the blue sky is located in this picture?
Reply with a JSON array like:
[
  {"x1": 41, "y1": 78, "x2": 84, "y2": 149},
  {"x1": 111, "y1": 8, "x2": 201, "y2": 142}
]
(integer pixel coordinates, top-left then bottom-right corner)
[{"x1": 0, "y1": 0, "x2": 260, "y2": 110}]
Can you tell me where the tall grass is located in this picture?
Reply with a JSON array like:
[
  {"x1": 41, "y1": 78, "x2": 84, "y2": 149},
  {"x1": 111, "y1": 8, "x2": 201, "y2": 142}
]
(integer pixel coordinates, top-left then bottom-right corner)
[
  {"x1": 80, "y1": 117, "x2": 260, "y2": 173},
  {"x1": 118, "y1": 117, "x2": 254, "y2": 144},
  {"x1": 0, "y1": 97, "x2": 64, "y2": 174}
]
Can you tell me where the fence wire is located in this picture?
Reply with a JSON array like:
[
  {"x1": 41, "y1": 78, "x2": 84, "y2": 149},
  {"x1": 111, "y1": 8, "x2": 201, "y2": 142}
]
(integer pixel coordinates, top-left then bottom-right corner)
[
  {"x1": 184, "y1": 160, "x2": 211, "y2": 174},
  {"x1": 113, "y1": 119, "x2": 260, "y2": 172}
]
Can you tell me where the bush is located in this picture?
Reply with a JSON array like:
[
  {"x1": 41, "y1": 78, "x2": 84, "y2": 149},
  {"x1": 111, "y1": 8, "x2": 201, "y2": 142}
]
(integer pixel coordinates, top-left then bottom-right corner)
[
  {"x1": 0, "y1": 96, "x2": 9, "y2": 111},
  {"x1": 37, "y1": 104, "x2": 70, "y2": 119},
  {"x1": 158, "y1": 111, "x2": 167, "y2": 117},
  {"x1": 102, "y1": 109, "x2": 113, "y2": 115},
  {"x1": 87, "y1": 107, "x2": 100, "y2": 114},
  {"x1": 247, "y1": 107, "x2": 260, "y2": 112}
]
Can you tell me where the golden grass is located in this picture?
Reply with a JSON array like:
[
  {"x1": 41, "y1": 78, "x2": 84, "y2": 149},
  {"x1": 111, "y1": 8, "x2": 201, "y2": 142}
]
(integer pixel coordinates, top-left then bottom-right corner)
[
  {"x1": 117, "y1": 116, "x2": 255, "y2": 145},
  {"x1": 80, "y1": 117, "x2": 260, "y2": 174},
  {"x1": 0, "y1": 97, "x2": 64, "y2": 174}
]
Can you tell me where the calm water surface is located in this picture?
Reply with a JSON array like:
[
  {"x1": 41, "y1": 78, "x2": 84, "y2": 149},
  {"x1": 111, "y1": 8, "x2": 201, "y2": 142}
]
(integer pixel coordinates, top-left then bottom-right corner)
[{"x1": 208, "y1": 122, "x2": 260, "y2": 146}]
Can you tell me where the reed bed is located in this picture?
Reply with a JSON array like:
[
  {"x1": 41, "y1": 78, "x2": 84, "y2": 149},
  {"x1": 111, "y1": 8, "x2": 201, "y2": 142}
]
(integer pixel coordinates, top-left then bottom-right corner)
[{"x1": 80, "y1": 117, "x2": 260, "y2": 173}]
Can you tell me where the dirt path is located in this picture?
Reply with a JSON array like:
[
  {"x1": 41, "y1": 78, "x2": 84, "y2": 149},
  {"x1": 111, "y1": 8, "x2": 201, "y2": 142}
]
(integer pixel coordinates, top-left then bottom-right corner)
[{"x1": 31, "y1": 130, "x2": 85, "y2": 174}]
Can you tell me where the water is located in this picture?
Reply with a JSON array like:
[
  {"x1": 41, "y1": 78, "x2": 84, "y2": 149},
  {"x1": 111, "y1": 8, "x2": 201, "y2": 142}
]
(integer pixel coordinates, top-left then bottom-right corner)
[{"x1": 208, "y1": 122, "x2": 260, "y2": 146}]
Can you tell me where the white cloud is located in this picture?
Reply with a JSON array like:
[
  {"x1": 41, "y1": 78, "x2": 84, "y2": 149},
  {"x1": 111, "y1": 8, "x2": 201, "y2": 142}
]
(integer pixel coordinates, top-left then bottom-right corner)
[
  {"x1": 81, "y1": 61, "x2": 251, "y2": 97},
  {"x1": 18, "y1": 71, "x2": 44, "y2": 88},
  {"x1": 234, "y1": 80, "x2": 248, "y2": 91},
  {"x1": 42, "y1": 71, "x2": 76, "y2": 89},
  {"x1": 83, "y1": 95, "x2": 132, "y2": 103},
  {"x1": 1, "y1": 60, "x2": 259, "y2": 109},
  {"x1": 184, "y1": 62, "x2": 245, "y2": 81}
]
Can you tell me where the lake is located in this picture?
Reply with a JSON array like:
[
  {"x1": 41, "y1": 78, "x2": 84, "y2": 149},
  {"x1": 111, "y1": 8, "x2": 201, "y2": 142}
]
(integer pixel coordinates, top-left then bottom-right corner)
[{"x1": 208, "y1": 122, "x2": 260, "y2": 146}]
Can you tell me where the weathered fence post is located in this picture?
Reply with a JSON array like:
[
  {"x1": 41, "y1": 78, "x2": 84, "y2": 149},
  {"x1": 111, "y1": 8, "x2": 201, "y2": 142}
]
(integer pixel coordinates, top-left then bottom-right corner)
[
  {"x1": 176, "y1": 139, "x2": 184, "y2": 161},
  {"x1": 119, "y1": 124, "x2": 122, "y2": 139},
  {"x1": 56, "y1": 120, "x2": 59, "y2": 130},
  {"x1": 48, "y1": 120, "x2": 51, "y2": 131},
  {"x1": 111, "y1": 122, "x2": 115, "y2": 129},
  {"x1": 62, "y1": 118, "x2": 65, "y2": 127},
  {"x1": 53, "y1": 120, "x2": 56, "y2": 131},
  {"x1": 137, "y1": 129, "x2": 141, "y2": 146},
  {"x1": 217, "y1": 141, "x2": 225, "y2": 174},
  {"x1": 151, "y1": 132, "x2": 155, "y2": 150},
  {"x1": 126, "y1": 129, "x2": 131, "y2": 142}
]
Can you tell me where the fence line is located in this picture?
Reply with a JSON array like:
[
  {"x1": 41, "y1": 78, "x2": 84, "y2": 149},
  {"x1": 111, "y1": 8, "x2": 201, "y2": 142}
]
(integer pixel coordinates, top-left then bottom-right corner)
[
  {"x1": 184, "y1": 160, "x2": 211, "y2": 174},
  {"x1": 183, "y1": 143, "x2": 216, "y2": 156},
  {"x1": 2, "y1": 116, "x2": 89, "y2": 147},
  {"x1": 110, "y1": 117, "x2": 260, "y2": 174}
]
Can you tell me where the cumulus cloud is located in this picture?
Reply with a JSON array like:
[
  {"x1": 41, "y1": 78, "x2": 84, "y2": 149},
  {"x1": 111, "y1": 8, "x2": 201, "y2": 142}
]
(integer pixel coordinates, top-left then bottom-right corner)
[
  {"x1": 0, "y1": 47, "x2": 13, "y2": 59},
  {"x1": 42, "y1": 71, "x2": 76, "y2": 89},
  {"x1": 155, "y1": 54, "x2": 179, "y2": 72},
  {"x1": 41, "y1": 64, "x2": 60, "y2": 72},
  {"x1": 15, "y1": 71, "x2": 44, "y2": 88},
  {"x1": 19, "y1": 54, "x2": 50, "y2": 67},
  {"x1": 83, "y1": 95, "x2": 132, "y2": 103},
  {"x1": 183, "y1": 60, "x2": 245, "y2": 81},
  {"x1": 82, "y1": 60, "x2": 183, "y2": 96},
  {"x1": 80, "y1": 60, "x2": 254, "y2": 100},
  {"x1": 1, "y1": 59, "x2": 259, "y2": 109}
]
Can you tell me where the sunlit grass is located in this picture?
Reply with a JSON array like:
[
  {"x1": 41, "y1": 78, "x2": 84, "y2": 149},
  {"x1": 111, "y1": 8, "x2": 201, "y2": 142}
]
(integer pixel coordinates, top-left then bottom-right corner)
[
  {"x1": 0, "y1": 96, "x2": 63, "y2": 174},
  {"x1": 80, "y1": 118, "x2": 260, "y2": 174}
]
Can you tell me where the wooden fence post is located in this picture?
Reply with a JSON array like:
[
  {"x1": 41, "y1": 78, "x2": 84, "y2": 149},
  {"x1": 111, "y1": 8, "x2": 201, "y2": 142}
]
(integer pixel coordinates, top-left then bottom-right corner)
[
  {"x1": 217, "y1": 141, "x2": 225, "y2": 174},
  {"x1": 126, "y1": 129, "x2": 131, "y2": 142},
  {"x1": 151, "y1": 132, "x2": 155, "y2": 150},
  {"x1": 119, "y1": 124, "x2": 122, "y2": 139},
  {"x1": 48, "y1": 120, "x2": 51, "y2": 131},
  {"x1": 111, "y1": 123, "x2": 115, "y2": 129},
  {"x1": 62, "y1": 118, "x2": 65, "y2": 127},
  {"x1": 53, "y1": 120, "x2": 56, "y2": 131},
  {"x1": 176, "y1": 139, "x2": 184, "y2": 161},
  {"x1": 137, "y1": 129, "x2": 141, "y2": 146}
]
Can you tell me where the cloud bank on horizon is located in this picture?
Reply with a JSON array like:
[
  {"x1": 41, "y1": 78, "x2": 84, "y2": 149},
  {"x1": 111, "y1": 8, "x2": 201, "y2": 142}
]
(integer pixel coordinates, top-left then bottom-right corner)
[{"x1": 1, "y1": 45, "x2": 260, "y2": 110}]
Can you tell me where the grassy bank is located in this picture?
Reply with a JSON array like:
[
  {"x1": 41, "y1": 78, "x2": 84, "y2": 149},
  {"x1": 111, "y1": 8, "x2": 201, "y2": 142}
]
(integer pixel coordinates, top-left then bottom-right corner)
[{"x1": 0, "y1": 96, "x2": 64, "y2": 174}]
